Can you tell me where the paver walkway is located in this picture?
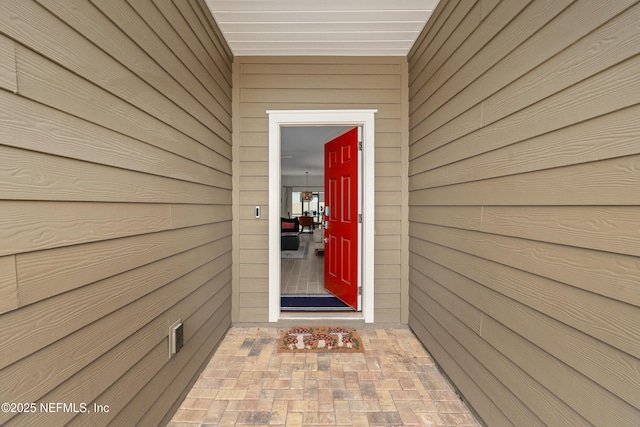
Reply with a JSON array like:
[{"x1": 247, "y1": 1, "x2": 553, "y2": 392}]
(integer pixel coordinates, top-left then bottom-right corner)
[{"x1": 168, "y1": 327, "x2": 480, "y2": 426}]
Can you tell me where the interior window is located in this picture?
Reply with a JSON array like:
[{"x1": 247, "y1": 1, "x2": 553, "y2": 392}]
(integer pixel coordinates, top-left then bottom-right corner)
[{"x1": 292, "y1": 191, "x2": 324, "y2": 220}]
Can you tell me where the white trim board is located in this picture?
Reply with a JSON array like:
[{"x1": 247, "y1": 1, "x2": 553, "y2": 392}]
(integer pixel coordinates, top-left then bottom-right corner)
[{"x1": 267, "y1": 110, "x2": 377, "y2": 323}]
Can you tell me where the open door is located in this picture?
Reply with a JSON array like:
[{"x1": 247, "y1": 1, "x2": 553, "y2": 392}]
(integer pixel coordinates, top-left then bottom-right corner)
[{"x1": 324, "y1": 127, "x2": 360, "y2": 310}]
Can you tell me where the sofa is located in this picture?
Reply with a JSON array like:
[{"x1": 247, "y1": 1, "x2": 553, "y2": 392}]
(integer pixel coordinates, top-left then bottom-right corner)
[{"x1": 281, "y1": 217, "x2": 300, "y2": 250}]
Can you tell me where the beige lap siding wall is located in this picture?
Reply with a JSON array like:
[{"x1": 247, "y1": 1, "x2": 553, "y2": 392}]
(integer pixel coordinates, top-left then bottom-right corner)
[
  {"x1": 0, "y1": 0, "x2": 233, "y2": 425},
  {"x1": 408, "y1": 0, "x2": 640, "y2": 425},
  {"x1": 233, "y1": 56, "x2": 409, "y2": 323}
]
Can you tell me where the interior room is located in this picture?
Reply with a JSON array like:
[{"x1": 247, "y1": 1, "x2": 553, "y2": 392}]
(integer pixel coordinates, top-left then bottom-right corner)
[{"x1": 279, "y1": 126, "x2": 354, "y2": 311}]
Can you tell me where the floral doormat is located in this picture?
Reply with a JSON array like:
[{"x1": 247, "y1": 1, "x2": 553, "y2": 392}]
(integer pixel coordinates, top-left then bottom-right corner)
[{"x1": 278, "y1": 326, "x2": 364, "y2": 353}]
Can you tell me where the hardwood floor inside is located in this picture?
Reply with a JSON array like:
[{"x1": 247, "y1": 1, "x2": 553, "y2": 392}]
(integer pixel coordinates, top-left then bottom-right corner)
[{"x1": 281, "y1": 232, "x2": 328, "y2": 295}]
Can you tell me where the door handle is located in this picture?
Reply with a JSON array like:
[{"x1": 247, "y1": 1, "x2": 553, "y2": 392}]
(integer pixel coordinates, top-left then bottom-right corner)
[{"x1": 323, "y1": 206, "x2": 330, "y2": 229}]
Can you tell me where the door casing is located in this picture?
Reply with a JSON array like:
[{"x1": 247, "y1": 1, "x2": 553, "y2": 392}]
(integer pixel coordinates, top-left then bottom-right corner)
[{"x1": 267, "y1": 110, "x2": 377, "y2": 322}]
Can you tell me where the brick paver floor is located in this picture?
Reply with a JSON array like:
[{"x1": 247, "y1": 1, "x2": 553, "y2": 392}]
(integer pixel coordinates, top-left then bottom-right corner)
[{"x1": 168, "y1": 326, "x2": 480, "y2": 426}]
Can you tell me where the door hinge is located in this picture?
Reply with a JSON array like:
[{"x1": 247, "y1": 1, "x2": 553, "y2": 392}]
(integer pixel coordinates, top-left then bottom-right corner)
[
  {"x1": 358, "y1": 141, "x2": 363, "y2": 151},
  {"x1": 358, "y1": 214, "x2": 363, "y2": 223},
  {"x1": 358, "y1": 286, "x2": 362, "y2": 296}
]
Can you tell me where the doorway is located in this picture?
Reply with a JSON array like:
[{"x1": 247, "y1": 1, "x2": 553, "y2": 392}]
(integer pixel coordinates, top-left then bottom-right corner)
[
  {"x1": 280, "y1": 126, "x2": 351, "y2": 311},
  {"x1": 280, "y1": 127, "x2": 361, "y2": 312},
  {"x1": 267, "y1": 110, "x2": 377, "y2": 323}
]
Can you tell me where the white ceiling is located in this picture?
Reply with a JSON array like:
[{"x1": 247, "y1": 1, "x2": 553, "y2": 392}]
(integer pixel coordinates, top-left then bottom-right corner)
[
  {"x1": 204, "y1": 0, "x2": 440, "y2": 56},
  {"x1": 281, "y1": 126, "x2": 353, "y2": 178}
]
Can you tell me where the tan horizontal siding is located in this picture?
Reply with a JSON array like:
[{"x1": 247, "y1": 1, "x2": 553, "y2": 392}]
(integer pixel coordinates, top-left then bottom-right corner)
[
  {"x1": 108, "y1": 288, "x2": 231, "y2": 426},
  {"x1": 408, "y1": 306, "x2": 511, "y2": 426},
  {"x1": 409, "y1": 204, "x2": 640, "y2": 258},
  {"x1": 0, "y1": 33, "x2": 17, "y2": 92},
  {"x1": 408, "y1": 0, "x2": 640, "y2": 425},
  {"x1": 411, "y1": 154, "x2": 640, "y2": 206},
  {"x1": 409, "y1": 105, "x2": 640, "y2": 187},
  {"x1": 234, "y1": 56, "x2": 407, "y2": 323},
  {"x1": 1, "y1": 91, "x2": 231, "y2": 185},
  {"x1": 0, "y1": 0, "x2": 232, "y2": 424},
  {"x1": 0, "y1": 256, "x2": 18, "y2": 314}
]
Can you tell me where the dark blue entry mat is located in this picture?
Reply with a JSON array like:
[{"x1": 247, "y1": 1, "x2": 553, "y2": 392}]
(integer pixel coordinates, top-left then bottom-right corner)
[{"x1": 281, "y1": 294, "x2": 354, "y2": 311}]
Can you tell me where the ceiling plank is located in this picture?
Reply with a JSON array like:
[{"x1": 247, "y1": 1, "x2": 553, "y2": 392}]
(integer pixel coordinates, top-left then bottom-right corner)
[{"x1": 205, "y1": 0, "x2": 440, "y2": 56}]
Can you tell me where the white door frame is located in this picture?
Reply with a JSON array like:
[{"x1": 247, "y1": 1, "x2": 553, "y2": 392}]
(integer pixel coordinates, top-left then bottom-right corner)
[{"x1": 267, "y1": 110, "x2": 377, "y2": 323}]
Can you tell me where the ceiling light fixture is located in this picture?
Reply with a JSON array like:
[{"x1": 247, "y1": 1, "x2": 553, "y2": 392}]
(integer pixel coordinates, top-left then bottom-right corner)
[{"x1": 302, "y1": 171, "x2": 313, "y2": 201}]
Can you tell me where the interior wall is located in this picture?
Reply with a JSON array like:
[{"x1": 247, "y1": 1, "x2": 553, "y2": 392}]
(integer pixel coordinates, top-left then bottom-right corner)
[
  {"x1": 0, "y1": 1, "x2": 233, "y2": 425},
  {"x1": 233, "y1": 56, "x2": 409, "y2": 323},
  {"x1": 408, "y1": 0, "x2": 640, "y2": 425}
]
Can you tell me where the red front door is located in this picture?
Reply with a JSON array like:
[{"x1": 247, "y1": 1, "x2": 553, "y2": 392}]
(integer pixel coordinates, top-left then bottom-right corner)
[{"x1": 324, "y1": 127, "x2": 360, "y2": 310}]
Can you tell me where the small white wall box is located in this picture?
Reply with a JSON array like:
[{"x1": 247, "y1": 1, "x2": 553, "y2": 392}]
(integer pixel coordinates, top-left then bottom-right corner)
[{"x1": 169, "y1": 320, "x2": 184, "y2": 357}]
